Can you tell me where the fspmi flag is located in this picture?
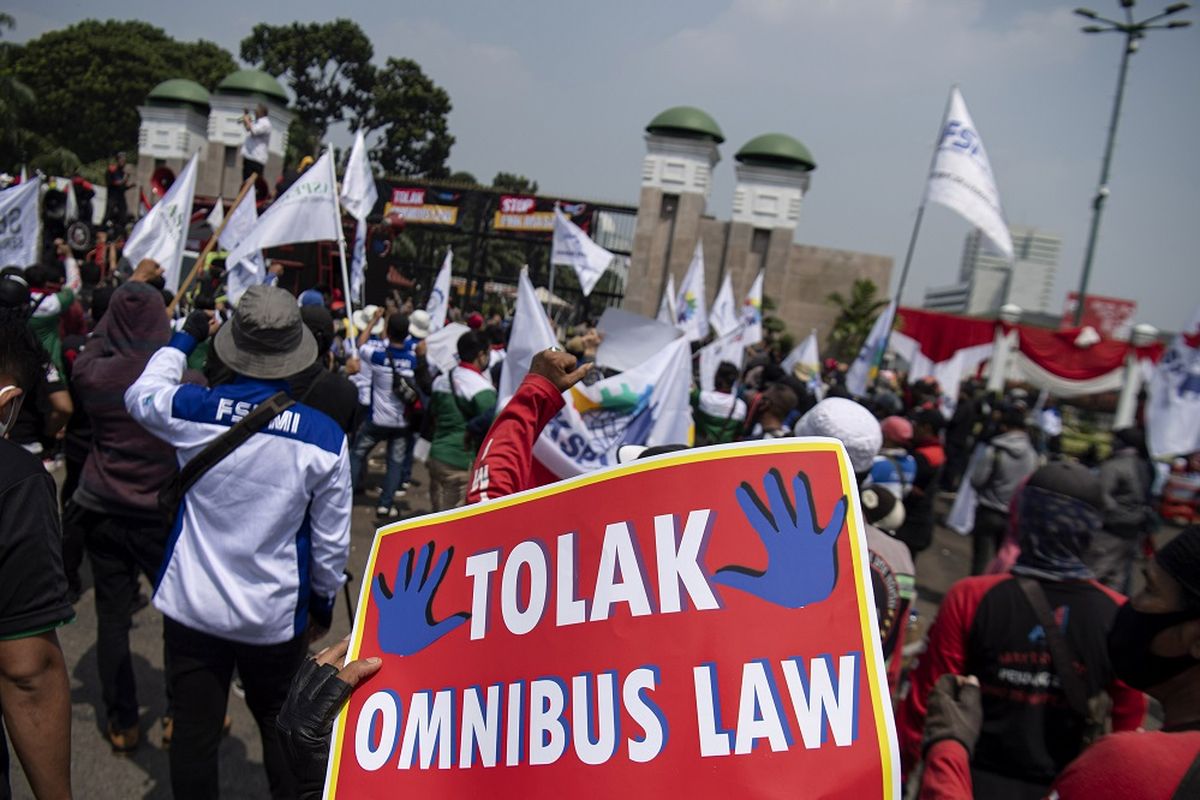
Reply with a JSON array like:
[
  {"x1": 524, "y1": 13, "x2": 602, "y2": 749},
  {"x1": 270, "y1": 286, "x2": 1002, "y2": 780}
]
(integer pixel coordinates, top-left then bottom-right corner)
[
  {"x1": 846, "y1": 300, "x2": 896, "y2": 398},
  {"x1": 222, "y1": 185, "x2": 265, "y2": 306},
  {"x1": 675, "y1": 241, "x2": 709, "y2": 342},
  {"x1": 426, "y1": 248, "x2": 452, "y2": 333},
  {"x1": 226, "y1": 150, "x2": 340, "y2": 279},
  {"x1": 552, "y1": 207, "x2": 614, "y2": 296},
  {"x1": 124, "y1": 153, "x2": 199, "y2": 290},
  {"x1": 0, "y1": 178, "x2": 41, "y2": 268},
  {"x1": 709, "y1": 272, "x2": 739, "y2": 338},
  {"x1": 925, "y1": 87, "x2": 1013, "y2": 260},
  {"x1": 1146, "y1": 304, "x2": 1200, "y2": 459},
  {"x1": 534, "y1": 335, "x2": 694, "y2": 479}
]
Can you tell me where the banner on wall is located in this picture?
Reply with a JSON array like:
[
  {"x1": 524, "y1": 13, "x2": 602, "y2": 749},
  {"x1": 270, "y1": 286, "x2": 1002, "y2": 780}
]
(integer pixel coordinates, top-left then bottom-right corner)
[
  {"x1": 384, "y1": 187, "x2": 462, "y2": 227},
  {"x1": 325, "y1": 439, "x2": 900, "y2": 799},
  {"x1": 493, "y1": 196, "x2": 590, "y2": 233}
]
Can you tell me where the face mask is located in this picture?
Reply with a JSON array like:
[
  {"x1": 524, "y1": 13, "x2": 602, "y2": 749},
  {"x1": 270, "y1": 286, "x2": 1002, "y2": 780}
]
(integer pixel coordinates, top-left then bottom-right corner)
[
  {"x1": 0, "y1": 386, "x2": 21, "y2": 438},
  {"x1": 1107, "y1": 601, "x2": 1200, "y2": 692}
]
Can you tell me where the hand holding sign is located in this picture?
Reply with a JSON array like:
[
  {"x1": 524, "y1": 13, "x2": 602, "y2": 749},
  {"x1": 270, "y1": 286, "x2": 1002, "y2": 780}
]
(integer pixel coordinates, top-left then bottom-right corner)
[
  {"x1": 373, "y1": 542, "x2": 469, "y2": 656},
  {"x1": 713, "y1": 469, "x2": 847, "y2": 609}
]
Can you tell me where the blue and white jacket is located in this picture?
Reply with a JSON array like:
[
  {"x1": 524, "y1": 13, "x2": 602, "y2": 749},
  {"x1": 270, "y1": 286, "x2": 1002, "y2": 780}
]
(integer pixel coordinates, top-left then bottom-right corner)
[
  {"x1": 365, "y1": 340, "x2": 418, "y2": 429},
  {"x1": 125, "y1": 333, "x2": 352, "y2": 645}
]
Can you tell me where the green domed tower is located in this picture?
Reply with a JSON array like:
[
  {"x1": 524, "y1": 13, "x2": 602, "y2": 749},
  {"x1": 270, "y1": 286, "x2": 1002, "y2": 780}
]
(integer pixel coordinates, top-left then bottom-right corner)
[{"x1": 732, "y1": 132, "x2": 816, "y2": 230}]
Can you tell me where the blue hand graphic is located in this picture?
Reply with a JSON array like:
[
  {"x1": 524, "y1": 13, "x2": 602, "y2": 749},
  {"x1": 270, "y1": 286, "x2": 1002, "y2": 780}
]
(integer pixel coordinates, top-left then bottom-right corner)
[
  {"x1": 373, "y1": 541, "x2": 469, "y2": 656},
  {"x1": 712, "y1": 469, "x2": 848, "y2": 609}
]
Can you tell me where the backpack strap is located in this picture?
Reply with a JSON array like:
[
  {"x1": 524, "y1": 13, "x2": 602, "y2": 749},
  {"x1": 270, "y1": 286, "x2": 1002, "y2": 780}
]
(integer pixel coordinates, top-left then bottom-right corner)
[
  {"x1": 177, "y1": 391, "x2": 296, "y2": 499},
  {"x1": 1016, "y1": 577, "x2": 1090, "y2": 718}
]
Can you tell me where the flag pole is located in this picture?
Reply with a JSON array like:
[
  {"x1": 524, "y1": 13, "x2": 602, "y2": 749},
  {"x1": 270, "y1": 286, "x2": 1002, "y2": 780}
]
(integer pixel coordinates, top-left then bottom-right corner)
[
  {"x1": 167, "y1": 173, "x2": 257, "y2": 315},
  {"x1": 328, "y1": 145, "x2": 357, "y2": 332},
  {"x1": 880, "y1": 85, "x2": 956, "y2": 360}
]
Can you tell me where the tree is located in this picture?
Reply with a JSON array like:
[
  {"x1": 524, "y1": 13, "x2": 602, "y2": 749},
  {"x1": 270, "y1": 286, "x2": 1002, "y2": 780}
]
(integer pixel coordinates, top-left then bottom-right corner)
[
  {"x1": 11, "y1": 20, "x2": 236, "y2": 164},
  {"x1": 240, "y1": 20, "x2": 375, "y2": 165},
  {"x1": 492, "y1": 172, "x2": 538, "y2": 194},
  {"x1": 366, "y1": 57, "x2": 454, "y2": 179},
  {"x1": 826, "y1": 278, "x2": 889, "y2": 362},
  {"x1": 0, "y1": 15, "x2": 36, "y2": 169}
]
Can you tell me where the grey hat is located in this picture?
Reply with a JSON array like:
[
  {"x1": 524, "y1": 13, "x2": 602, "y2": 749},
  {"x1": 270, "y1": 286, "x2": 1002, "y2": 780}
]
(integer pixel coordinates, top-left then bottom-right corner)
[{"x1": 213, "y1": 285, "x2": 317, "y2": 379}]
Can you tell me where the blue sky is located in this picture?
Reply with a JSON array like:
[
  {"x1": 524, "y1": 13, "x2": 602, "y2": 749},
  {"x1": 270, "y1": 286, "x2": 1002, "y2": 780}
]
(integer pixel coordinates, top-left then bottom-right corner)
[{"x1": 10, "y1": 0, "x2": 1200, "y2": 329}]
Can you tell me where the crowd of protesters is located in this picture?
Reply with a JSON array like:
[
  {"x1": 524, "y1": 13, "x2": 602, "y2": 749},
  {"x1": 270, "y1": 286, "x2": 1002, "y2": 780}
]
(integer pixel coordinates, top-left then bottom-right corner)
[{"x1": 0, "y1": 210, "x2": 1196, "y2": 800}]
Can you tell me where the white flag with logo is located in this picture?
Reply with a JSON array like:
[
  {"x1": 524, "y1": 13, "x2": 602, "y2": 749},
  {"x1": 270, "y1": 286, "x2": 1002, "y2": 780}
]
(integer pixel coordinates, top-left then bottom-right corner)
[
  {"x1": 1146, "y1": 304, "x2": 1200, "y2": 459},
  {"x1": 674, "y1": 241, "x2": 709, "y2": 342},
  {"x1": 782, "y1": 330, "x2": 825, "y2": 401},
  {"x1": 698, "y1": 325, "x2": 748, "y2": 391},
  {"x1": 534, "y1": 336, "x2": 693, "y2": 479},
  {"x1": 427, "y1": 248, "x2": 452, "y2": 332},
  {"x1": 551, "y1": 207, "x2": 613, "y2": 296},
  {"x1": 341, "y1": 131, "x2": 377, "y2": 305},
  {"x1": 740, "y1": 270, "x2": 764, "y2": 344},
  {"x1": 846, "y1": 300, "x2": 897, "y2": 397},
  {"x1": 656, "y1": 272, "x2": 677, "y2": 326},
  {"x1": 340, "y1": 130, "x2": 377, "y2": 221},
  {"x1": 498, "y1": 267, "x2": 557, "y2": 403},
  {"x1": 124, "y1": 153, "x2": 198, "y2": 290},
  {"x1": 226, "y1": 150, "x2": 340, "y2": 281},
  {"x1": 709, "y1": 272, "x2": 739, "y2": 338},
  {"x1": 0, "y1": 178, "x2": 41, "y2": 268},
  {"x1": 223, "y1": 185, "x2": 265, "y2": 306},
  {"x1": 925, "y1": 87, "x2": 1013, "y2": 260}
]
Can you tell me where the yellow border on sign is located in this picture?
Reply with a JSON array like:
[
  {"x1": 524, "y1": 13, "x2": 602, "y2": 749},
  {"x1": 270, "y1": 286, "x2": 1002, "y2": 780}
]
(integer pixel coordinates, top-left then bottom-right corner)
[{"x1": 324, "y1": 438, "x2": 899, "y2": 799}]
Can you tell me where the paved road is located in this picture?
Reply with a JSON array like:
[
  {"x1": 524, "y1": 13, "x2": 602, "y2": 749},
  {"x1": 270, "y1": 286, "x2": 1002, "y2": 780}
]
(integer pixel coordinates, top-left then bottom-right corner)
[
  {"x1": 6, "y1": 458, "x2": 426, "y2": 800},
  {"x1": 4, "y1": 475, "x2": 1161, "y2": 798}
]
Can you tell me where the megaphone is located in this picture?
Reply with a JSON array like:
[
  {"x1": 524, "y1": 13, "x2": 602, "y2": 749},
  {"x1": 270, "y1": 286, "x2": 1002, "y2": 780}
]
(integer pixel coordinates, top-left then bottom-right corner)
[{"x1": 150, "y1": 166, "x2": 176, "y2": 199}]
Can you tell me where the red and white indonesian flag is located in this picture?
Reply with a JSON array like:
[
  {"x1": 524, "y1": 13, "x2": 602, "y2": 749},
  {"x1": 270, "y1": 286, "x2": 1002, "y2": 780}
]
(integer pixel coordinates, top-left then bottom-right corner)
[
  {"x1": 891, "y1": 308, "x2": 994, "y2": 415},
  {"x1": 124, "y1": 153, "x2": 198, "y2": 290},
  {"x1": 426, "y1": 248, "x2": 452, "y2": 332},
  {"x1": 1146, "y1": 305, "x2": 1200, "y2": 459},
  {"x1": 222, "y1": 184, "x2": 265, "y2": 306},
  {"x1": 552, "y1": 207, "x2": 613, "y2": 296},
  {"x1": 925, "y1": 87, "x2": 1013, "y2": 261},
  {"x1": 709, "y1": 272, "x2": 739, "y2": 338},
  {"x1": 674, "y1": 241, "x2": 709, "y2": 342},
  {"x1": 0, "y1": 178, "x2": 41, "y2": 268},
  {"x1": 226, "y1": 150, "x2": 340, "y2": 284}
]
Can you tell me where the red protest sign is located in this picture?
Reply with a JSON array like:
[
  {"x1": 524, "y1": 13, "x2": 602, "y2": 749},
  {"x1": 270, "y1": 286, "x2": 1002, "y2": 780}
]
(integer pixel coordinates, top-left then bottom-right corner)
[{"x1": 326, "y1": 439, "x2": 899, "y2": 798}]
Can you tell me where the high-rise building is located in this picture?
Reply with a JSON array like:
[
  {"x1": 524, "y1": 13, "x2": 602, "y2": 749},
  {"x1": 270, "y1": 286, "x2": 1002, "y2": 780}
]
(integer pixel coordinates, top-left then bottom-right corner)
[{"x1": 923, "y1": 226, "x2": 1060, "y2": 316}]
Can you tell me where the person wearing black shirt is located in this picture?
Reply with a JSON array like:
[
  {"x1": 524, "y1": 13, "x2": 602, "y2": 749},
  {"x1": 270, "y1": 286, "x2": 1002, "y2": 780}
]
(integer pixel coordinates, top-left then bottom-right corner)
[
  {"x1": 105, "y1": 152, "x2": 132, "y2": 227},
  {"x1": 0, "y1": 311, "x2": 75, "y2": 799}
]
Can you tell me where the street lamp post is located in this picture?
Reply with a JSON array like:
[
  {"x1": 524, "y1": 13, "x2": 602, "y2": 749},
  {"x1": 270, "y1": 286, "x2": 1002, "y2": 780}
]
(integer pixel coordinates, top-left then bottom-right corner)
[{"x1": 1072, "y1": 1, "x2": 1191, "y2": 327}]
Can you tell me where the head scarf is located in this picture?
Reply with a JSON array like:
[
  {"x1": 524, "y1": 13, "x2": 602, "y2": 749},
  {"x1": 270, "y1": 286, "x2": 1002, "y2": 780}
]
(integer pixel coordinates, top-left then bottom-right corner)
[{"x1": 1012, "y1": 462, "x2": 1104, "y2": 581}]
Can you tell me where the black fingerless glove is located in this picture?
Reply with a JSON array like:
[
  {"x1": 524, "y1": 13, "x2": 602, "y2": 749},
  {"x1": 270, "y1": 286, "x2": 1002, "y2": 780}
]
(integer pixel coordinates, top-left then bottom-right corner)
[
  {"x1": 276, "y1": 657, "x2": 354, "y2": 799},
  {"x1": 183, "y1": 310, "x2": 212, "y2": 342}
]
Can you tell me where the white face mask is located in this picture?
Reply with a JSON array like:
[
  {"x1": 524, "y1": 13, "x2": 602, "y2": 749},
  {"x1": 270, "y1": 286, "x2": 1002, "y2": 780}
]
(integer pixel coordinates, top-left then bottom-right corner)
[{"x1": 0, "y1": 386, "x2": 22, "y2": 438}]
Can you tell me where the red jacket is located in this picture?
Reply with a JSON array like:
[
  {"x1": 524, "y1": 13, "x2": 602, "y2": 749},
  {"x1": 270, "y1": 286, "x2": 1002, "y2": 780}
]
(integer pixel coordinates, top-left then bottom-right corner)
[
  {"x1": 466, "y1": 373, "x2": 563, "y2": 504},
  {"x1": 899, "y1": 573, "x2": 1146, "y2": 784},
  {"x1": 920, "y1": 731, "x2": 1200, "y2": 799}
]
